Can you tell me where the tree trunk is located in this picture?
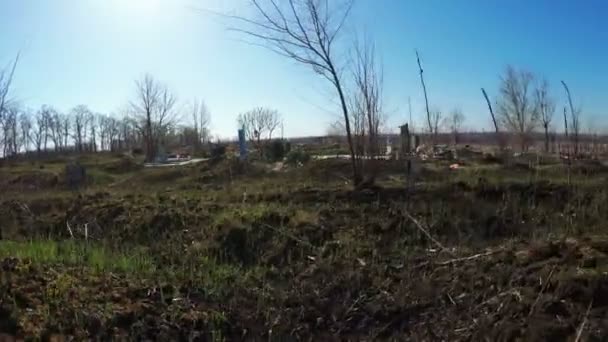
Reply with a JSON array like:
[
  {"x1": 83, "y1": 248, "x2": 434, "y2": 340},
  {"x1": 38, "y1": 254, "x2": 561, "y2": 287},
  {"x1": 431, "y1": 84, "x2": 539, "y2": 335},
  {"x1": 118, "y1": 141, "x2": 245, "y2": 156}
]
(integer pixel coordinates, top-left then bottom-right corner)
[
  {"x1": 416, "y1": 51, "x2": 432, "y2": 142},
  {"x1": 544, "y1": 124, "x2": 549, "y2": 153},
  {"x1": 481, "y1": 88, "x2": 501, "y2": 148},
  {"x1": 146, "y1": 110, "x2": 154, "y2": 162},
  {"x1": 333, "y1": 72, "x2": 361, "y2": 185}
]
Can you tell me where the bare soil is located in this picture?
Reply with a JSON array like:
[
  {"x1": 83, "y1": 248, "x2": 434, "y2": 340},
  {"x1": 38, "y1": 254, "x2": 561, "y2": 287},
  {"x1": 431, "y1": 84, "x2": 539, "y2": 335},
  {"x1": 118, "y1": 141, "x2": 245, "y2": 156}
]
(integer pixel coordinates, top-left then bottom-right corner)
[{"x1": 1, "y1": 156, "x2": 608, "y2": 340}]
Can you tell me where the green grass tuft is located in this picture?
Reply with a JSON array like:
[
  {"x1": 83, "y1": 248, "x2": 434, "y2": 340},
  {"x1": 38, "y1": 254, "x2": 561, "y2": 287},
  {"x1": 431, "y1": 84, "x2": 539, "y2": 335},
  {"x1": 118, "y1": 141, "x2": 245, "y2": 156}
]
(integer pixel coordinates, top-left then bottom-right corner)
[{"x1": 0, "y1": 240, "x2": 155, "y2": 274}]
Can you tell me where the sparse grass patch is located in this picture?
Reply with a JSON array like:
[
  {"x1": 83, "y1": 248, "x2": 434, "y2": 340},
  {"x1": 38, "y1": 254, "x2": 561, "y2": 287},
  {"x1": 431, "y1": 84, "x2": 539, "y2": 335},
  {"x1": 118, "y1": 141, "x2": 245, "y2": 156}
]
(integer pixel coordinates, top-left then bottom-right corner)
[
  {"x1": 0, "y1": 240, "x2": 155, "y2": 274},
  {"x1": 3, "y1": 154, "x2": 608, "y2": 339},
  {"x1": 292, "y1": 208, "x2": 319, "y2": 226}
]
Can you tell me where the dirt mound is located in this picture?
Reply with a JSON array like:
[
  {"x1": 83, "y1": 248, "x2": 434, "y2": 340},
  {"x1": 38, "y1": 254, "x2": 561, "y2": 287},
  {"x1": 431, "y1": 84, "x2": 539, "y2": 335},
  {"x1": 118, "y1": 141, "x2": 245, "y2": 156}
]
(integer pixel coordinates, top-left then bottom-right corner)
[
  {"x1": 101, "y1": 155, "x2": 142, "y2": 174},
  {"x1": 0, "y1": 259, "x2": 232, "y2": 340},
  {"x1": 1, "y1": 155, "x2": 608, "y2": 339},
  {"x1": 255, "y1": 238, "x2": 608, "y2": 340},
  {"x1": 1, "y1": 171, "x2": 59, "y2": 191},
  {"x1": 571, "y1": 159, "x2": 608, "y2": 176},
  {"x1": 3, "y1": 239, "x2": 608, "y2": 340},
  {"x1": 197, "y1": 159, "x2": 269, "y2": 184},
  {"x1": 298, "y1": 159, "x2": 351, "y2": 180},
  {"x1": 139, "y1": 168, "x2": 189, "y2": 184}
]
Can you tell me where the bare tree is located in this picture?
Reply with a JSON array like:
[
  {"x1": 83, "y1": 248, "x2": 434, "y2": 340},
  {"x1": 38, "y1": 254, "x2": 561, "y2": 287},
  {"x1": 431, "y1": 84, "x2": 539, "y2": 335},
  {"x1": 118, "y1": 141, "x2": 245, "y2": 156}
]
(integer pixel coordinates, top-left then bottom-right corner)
[
  {"x1": 132, "y1": 74, "x2": 160, "y2": 161},
  {"x1": 191, "y1": 99, "x2": 211, "y2": 148},
  {"x1": 349, "y1": 99, "x2": 366, "y2": 161},
  {"x1": 448, "y1": 108, "x2": 465, "y2": 145},
  {"x1": 103, "y1": 115, "x2": 122, "y2": 151},
  {"x1": 71, "y1": 105, "x2": 92, "y2": 152},
  {"x1": 89, "y1": 112, "x2": 98, "y2": 152},
  {"x1": 108, "y1": 117, "x2": 121, "y2": 151},
  {"x1": 231, "y1": 0, "x2": 361, "y2": 183},
  {"x1": 61, "y1": 114, "x2": 70, "y2": 150},
  {"x1": 561, "y1": 80, "x2": 581, "y2": 157},
  {"x1": 497, "y1": 66, "x2": 539, "y2": 151},
  {"x1": 0, "y1": 53, "x2": 19, "y2": 125},
  {"x1": 131, "y1": 74, "x2": 178, "y2": 162},
  {"x1": 98, "y1": 114, "x2": 111, "y2": 151},
  {"x1": 98, "y1": 114, "x2": 121, "y2": 151},
  {"x1": 39, "y1": 106, "x2": 53, "y2": 151},
  {"x1": 156, "y1": 86, "x2": 179, "y2": 148},
  {"x1": 416, "y1": 50, "x2": 433, "y2": 140},
  {"x1": 481, "y1": 88, "x2": 503, "y2": 149},
  {"x1": 237, "y1": 107, "x2": 282, "y2": 151},
  {"x1": 0, "y1": 54, "x2": 19, "y2": 158},
  {"x1": 535, "y1": 78, "x2": 555, "y2": 153},
  {"x1": 119, "y1": 117, "x2": 137, "y2": 151},
  {"x1": 45, "y1": 107, "x2": 64, "y2": 152},
  {"x1": 31, "y1": 108, "x2": 47, "y2": 154},
  {"x1": 1, "y1": 105, "x2": 19, "y2": 156},
  {"x1": 429, "y1": 108, "x2": 443, "y2": 142},
  {"x1": 99, "y1": 114, "x2": 108, "y2": 151},
  {"x1": 19, "y1": 110, "x2": 32, "y2": 153},
  {"x1": 352, "y1": 38, "x2": 383, "y2": 159}
]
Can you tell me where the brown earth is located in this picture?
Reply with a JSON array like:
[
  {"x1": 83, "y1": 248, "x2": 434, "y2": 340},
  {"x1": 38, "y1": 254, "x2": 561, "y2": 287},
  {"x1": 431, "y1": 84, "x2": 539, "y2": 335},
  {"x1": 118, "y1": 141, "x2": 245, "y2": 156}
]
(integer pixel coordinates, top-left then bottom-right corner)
[
  {"x1": 1, "y1": 238, "x2": 608, "y2": 340},
  {"x1": 1, "y1": 156, "x2": 608, "y2": 340}
]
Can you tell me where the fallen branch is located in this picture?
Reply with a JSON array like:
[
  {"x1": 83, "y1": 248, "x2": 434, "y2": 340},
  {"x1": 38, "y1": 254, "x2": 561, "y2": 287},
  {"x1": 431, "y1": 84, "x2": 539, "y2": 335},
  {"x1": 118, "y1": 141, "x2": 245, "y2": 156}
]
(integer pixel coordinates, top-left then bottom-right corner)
[
  {"x1": 66, "y1": 221, "x2": 74, "y2": 239},
  {"x1": 574, "y1": 299, "x2": 593, "y2": 342},
  {"x1": 403, "y1": 209, "x2": 450, "y2": 254},
  {"x1": 414, "y1": 249, "x2": 502, "y2": 269},
  {"x1": 474, "y1": 288, "x2": 522, "y2": 311},
  {"x1": 528, "y1": 265, "x2": 556, "y2": 317},
  {"x1": 15, "y1": 201, "x2": 34, "y2": 218},
  {"x1": 437, "y1": 249, "x2": 502, "y2": 266}
]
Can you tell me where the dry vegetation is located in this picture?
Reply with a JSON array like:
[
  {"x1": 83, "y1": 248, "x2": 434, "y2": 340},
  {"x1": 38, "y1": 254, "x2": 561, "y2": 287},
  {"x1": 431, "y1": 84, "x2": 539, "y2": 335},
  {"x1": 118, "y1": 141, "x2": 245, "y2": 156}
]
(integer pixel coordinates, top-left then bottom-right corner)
[
  {"x1": 1, "y1": 1, "x2": 607, "y2": 340},
  {"x1": 1, "y1": 151, "x2": 608, "y2": 340}
]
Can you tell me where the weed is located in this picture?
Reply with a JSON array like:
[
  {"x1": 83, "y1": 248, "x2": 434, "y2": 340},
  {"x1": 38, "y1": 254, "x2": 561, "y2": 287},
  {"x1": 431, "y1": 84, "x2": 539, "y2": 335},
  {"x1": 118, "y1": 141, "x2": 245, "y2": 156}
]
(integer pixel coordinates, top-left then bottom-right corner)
[{"x1": 0, "y1": 240, "x2": 155, "y2": 274}]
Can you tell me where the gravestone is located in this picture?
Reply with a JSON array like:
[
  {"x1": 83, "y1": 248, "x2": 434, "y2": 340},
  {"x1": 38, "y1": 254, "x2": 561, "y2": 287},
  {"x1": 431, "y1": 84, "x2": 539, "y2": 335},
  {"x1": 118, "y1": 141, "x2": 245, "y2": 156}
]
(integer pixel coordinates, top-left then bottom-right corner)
[
  {"x1": 155, "y1": 145, "x2": 168, "y2": 163},
  {"x1": 65, "y1": 161, "x2": 86, "y2": 190},
  {"x1": 238, "y1": 128, "x2": 248, "y2": 161}
]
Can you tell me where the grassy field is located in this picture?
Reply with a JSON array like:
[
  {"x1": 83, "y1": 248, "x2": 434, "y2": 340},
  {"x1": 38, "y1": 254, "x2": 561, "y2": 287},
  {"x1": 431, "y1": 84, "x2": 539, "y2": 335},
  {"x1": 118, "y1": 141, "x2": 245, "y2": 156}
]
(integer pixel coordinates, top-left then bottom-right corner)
[{"x1": 1, "y1": 152, "x2": 608, "y2": 340}]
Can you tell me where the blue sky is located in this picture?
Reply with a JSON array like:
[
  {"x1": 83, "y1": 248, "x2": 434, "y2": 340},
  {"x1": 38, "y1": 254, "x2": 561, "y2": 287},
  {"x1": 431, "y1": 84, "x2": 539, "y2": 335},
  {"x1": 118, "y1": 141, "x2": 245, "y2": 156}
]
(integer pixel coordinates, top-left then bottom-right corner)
[{"x1": 1, "y1": 0, "x2": 607, "y2": 138}]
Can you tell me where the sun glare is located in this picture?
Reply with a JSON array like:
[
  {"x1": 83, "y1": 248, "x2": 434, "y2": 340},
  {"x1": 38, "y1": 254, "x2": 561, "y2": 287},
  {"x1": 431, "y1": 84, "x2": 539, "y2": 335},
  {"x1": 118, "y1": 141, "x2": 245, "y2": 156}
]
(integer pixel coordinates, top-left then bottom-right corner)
[{"x1": 111, "y1": 0, "x2": 162, "y2": 14}]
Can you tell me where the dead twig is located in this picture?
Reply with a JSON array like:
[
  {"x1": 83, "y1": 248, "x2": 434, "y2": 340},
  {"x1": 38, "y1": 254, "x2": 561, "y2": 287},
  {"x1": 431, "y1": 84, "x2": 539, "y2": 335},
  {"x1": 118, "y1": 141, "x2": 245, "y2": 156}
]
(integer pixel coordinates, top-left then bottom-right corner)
[
  {"x1": 261, "y1": 223, "x2": 314, "y2": 249},
  {"x1": 15, "y1": 201, "x2": 33, "y2": 218},
  {"x1": 66, "y1": 221, "x2": 74, "y2": 239},
  {"x1": 345, "y1": 294, "x2": 366, "y2": 317},
  {"x1": 436, "y1": 249, "x2": 502, "y2": 266},
  {"x1": 528, "y1": 265, "x2": 556, "y2": 317},
  {"x1": 574, "y1": 300, "x2": 593, "y2": 342},
  {"x1": 403, "y1": 209, "x2": 451, "y2": 255},
  {"x1": 474, "y1": 288, "x2": 522, "y2": 311},
  {"x1": 447, "y1": 293, "x2": 456, "y2": 306},
  {"x1": 414, "y1": 249, "x2": 502, "y2": 269}
]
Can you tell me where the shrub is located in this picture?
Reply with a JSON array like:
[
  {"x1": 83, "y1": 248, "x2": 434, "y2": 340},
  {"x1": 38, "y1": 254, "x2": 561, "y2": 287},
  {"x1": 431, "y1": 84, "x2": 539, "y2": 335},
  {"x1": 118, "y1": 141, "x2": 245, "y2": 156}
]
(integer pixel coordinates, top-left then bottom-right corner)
[
  {"x1": 210, "y1": 144, "x2": 227, "y2": 160},
  {"x1": 285, "y1": 150, "x2": 311, "y2": 166},
  {"x1": 264, "y1": 140, "x2": 288, "y2": 162}
]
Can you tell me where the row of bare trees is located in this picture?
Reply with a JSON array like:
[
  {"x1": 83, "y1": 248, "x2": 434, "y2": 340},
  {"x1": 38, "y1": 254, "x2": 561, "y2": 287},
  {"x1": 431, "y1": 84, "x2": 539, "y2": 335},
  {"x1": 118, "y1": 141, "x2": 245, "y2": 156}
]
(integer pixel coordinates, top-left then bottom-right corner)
[
  {"x1": 0, "y1": 104, "x2": 140, "y2": 156},
  {"x1": 485, "y1": 65, "x2": 583, "y2": 153},
  {"x1": 0, "y1": 71, "x2": 212, "y2": 161},
  {"x1": 412, "y1": 57, "x2": 584, "y2": 155}
]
